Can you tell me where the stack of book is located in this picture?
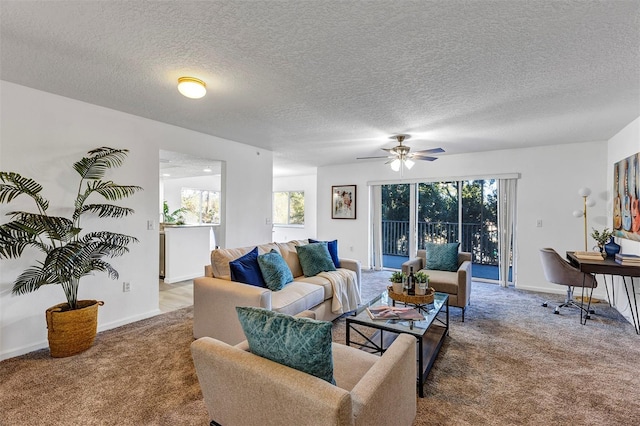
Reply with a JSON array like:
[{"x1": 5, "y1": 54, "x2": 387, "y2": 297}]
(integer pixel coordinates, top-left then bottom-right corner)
[
  {"x1": 573, "y1": 251, "x2": 604, "y2": 260},
  {"x1": 614, "y1": 253, "x2": 640, "y2": 266}
]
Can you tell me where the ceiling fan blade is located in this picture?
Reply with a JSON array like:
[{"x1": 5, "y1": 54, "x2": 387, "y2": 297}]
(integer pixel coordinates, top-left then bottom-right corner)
[
  {"x1": 412, "y1": 147, "x2": 445, "y2": 155},
  {"x1": 356, "y1": 155, "x2": 393, "y2": 160},
  {"x1": 381, "y1": 148, "x2": 395, "y2": 153},
  {"x1": 411, "y1": 154, "x2": 439, "y2": 161}
]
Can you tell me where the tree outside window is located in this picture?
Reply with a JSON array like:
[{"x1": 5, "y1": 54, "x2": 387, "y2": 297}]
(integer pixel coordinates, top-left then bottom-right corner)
[
  {"x1": 273, "y1": 191, "x2": 304, "y2": 225},
  {"x1": 181, "y1": 188, "x2": 220, "y2": 224}
]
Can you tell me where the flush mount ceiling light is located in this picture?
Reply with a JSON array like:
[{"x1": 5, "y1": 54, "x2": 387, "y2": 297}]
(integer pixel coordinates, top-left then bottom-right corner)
[{"x1": 177, "y1": 77, "x2": 206, "y2": 99}]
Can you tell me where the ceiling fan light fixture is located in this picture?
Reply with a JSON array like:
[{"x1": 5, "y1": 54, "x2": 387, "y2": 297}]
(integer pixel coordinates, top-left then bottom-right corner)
[
  {"x1": 177, "y1": 77, "x2": 206, "y2": 99},
  {"x1": 404, "y1": 158, "x2": 415, "y2": 169},
  {"x1": 390, "y1": 158, "x2": 401, "y2": 172}
]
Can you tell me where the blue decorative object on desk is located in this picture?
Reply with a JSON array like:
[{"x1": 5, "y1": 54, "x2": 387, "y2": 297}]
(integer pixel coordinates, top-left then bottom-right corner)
[{"x1": 604, "y1": 237, "x2": 621, "y2": 258}]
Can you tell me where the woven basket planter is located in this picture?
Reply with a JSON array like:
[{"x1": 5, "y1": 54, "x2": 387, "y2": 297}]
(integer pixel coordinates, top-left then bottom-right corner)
[{"x1": 45, "y1": 300, "x2": 104, "y2": 358}]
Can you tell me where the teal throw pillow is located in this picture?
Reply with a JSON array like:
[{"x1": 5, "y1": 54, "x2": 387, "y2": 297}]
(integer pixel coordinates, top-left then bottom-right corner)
[
  {"x1": 257, "y1": 249, "x2": 293, "y2": 291},
  {"x1": 425, "y1": 242, "x2": 460, "y2": 272},
  {"x1": 309, "y1": 238, "x2": 340, "y2": 268},
  {"x1": 236, "y1": 307, "x2": 335, "y2": 384},
  {"x1": 296, "y1": 242, "x2": 336, "y2": 277}
]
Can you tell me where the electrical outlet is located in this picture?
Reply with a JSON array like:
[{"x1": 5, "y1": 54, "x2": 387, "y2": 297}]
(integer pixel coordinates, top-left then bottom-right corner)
[
  {"x1": 536, "y1": 219, "x2": 543, "y2": 228},
  {"x1": 123, "y1": 282, "x2": 131, "y2": 292}
]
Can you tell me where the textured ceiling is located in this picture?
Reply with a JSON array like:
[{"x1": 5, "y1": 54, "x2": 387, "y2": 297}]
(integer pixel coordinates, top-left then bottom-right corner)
[{"x1": 1, "y1": 1, "x2": 639, "y2": 176}]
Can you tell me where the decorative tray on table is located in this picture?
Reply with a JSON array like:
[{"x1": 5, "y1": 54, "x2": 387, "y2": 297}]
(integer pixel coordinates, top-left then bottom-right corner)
[{"x1": 387, "y1": 286, "x2": 435, "y2": 304}]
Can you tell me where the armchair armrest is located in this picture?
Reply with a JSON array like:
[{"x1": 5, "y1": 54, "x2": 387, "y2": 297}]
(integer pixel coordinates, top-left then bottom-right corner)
[
  {"x1": 457, "y1": 260, "x2": 472, "y2": 306},
  {"x1": 350, "y1": 333, "x2": 416, "y2": 426},
  {"x1": 401, "y1": 257, "x2": 424, "y2": 275},
  {"x1": 193, "y1": 276, "x2": 271, "y2": 344},
  {"x1": 338, "y1": 257, "x2": 361, "y2": 289}
]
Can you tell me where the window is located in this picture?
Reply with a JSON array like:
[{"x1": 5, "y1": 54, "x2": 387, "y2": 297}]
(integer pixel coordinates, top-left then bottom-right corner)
[
  {"x1": 181, "y1": 188, "x2": 220, "y2": 224},
  {"x1": 273, "y1": 191, "x2": 304, "y2": 225}
]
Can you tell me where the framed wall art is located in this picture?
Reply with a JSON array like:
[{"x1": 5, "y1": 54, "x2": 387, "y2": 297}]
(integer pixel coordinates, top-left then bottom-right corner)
[
  {"x1": 613, "y1": 151, "x2": 640, "y2": 241},
  {"x1": 331, "y1": 185, "x2": 356, "y2": 219}
]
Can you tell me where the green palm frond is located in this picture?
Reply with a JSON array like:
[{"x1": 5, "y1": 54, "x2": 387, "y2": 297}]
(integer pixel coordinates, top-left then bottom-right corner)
[
  {"x1": 87, "y1": 181, "x2": 142, "y2": 201},
  {"x1": 0, "y1": 172, "x2": 49, "y2": 212},
  {"x1": 83, "y1": 258, "x2": 119, "y2": 280},
  {"x1": 81, "y1": 231, "x2": 138, "y2": 257},
  {"x1": 73, "y1": 147, "x2": 129, "y2": 181},
  {"x1": 7, "y1": 212, "x2": 77, "y2": 241},
  {"x1": 78, "y1": 204, "x2": 135, "y2": 219},
  {"x1": 12, "y1": 264, "x2": 57, "y2": 295},
  {"x1": 0, "y1": 223, "x2": 40, "y2": 258}
]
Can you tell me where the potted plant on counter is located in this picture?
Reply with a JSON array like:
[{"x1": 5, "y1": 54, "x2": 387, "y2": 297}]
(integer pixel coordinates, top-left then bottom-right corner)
[{"x1": 0, "y1": 147, "x2": 142, "y2": 357}]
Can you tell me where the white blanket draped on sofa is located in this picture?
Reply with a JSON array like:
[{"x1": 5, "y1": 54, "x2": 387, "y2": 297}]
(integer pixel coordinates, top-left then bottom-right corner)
[{"x1": 318, "y1": 269, "x2": 362, "y2": 314}]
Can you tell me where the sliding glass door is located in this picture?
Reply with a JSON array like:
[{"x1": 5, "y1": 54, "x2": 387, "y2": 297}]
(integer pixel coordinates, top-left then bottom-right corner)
[{"x1": 379, "y1": 179, "x2": 501, "y2": 280}]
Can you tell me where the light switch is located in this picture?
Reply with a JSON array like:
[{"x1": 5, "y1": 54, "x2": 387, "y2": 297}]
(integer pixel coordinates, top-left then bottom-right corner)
[{"x1": 536, "y1": 219, "x2": 543, "y2": 228}]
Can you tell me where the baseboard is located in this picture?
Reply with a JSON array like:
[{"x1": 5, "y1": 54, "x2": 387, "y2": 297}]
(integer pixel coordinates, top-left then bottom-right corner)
[
  {"x1": 0, "y1": 308, "x2": 163, "y2": 361},
  {"x1": 515, "y1": 283, "x2": 608, "y2": 301},
  {"x1": 163, "y1": 274, "x2": 200, "y2": 284},
  {"x1": 97, "y1": 309, "x2": 163, "y2": 333},
  {"x1": 1, "y1": 340, "x2": 49, "y2": 361}
]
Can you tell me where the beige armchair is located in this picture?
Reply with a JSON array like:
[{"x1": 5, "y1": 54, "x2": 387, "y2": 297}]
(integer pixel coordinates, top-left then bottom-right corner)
[
  {"x1": 191, "y1": 333, "x2": 417, "y2": 426},
  {"x1": 402, "y1": 250, "x2": 472, "y2": 321}
]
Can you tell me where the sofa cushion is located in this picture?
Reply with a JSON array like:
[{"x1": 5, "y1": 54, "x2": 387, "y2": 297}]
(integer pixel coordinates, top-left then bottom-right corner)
[
  {"x1": 294, "y1": 274, "x2": 334, "y2": 300},
  {"x1": 275, "y1": 240, "x2": 309, "y2": 278},
  {"x1": 296, "y1": 242, "x2": 337, "y2": 277},
  {"x1": 211, "y1": 243, "x2": 279, "y2": 279},
  {"x1": 229, "y1": 247, "x2": 267, "y2": 288},
  {"x1": 421, "y1": 268, "x2": 460, "y2": 294},
  {"x1": 236, "y1": 306, "x2": 335, "y2": 384},
  {"x1": 271, "y1": 281, "x2": 325, "y2": 315},
  {"x1": 309, "y1": 238, "x2": 341, "y2": 268},
  {"x1": 425, "y1": 242, "x2": 460, "y2": 272},
  {"x1": 257, "y1": 250, "x2": 294, "y2": 291}
]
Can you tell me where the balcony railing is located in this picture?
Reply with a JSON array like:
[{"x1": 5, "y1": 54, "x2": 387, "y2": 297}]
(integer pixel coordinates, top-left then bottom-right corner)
[{"x1": 382, "y1": 220, "x2": 498, "y2": 265}]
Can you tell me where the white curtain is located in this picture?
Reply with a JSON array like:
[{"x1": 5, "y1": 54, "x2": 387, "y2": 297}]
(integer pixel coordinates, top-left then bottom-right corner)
[
  {"x1": 370, "y1": 185, "x2": 384, "y2": 270},
  {"x1": 497, "y1": 179, "x2": 518, "y2": 287}
]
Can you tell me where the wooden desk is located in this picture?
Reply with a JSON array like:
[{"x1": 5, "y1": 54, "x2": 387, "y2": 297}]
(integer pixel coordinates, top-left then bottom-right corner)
[{"x1": 567, "y1": 251, "x2": 640, "y2": 334}]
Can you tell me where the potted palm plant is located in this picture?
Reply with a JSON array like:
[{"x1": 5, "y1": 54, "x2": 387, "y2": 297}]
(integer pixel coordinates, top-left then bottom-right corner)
[{"x1": 0, "y1": 147, "x2": 142, "y2": 357}]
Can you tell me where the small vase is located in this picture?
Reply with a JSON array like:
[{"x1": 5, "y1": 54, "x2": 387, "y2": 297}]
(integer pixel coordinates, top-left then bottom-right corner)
[
  {"x1": 604, "y1": 237, "x2": 621, "y2": 258},
  {"x1": 391, "y1": 281, "x2": 404, "y2": 294}
]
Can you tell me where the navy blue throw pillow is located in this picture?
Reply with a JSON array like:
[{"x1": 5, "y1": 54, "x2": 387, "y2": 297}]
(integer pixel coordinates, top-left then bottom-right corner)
[
  {"x1": 229, "y1": 247, "x2": 267, "y2": 288},
  {"x1": 309, "y1": 238, "x2": 340, "y2": 268}
]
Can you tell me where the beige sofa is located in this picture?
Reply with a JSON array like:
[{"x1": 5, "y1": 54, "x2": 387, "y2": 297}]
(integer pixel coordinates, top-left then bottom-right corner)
[
  {"x1": 193, "y1": 239, "x2": 362, "y2": 345},
  {"x1": 191, "y1": 332, "x2": 417, "y2": 426},
  {"x1": 402, "y1": 250, "x2": 472, "y2": 321}
]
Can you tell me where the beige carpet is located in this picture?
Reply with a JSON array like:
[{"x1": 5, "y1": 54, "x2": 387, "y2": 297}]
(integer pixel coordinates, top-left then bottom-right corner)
[{"x1": 1, "y1": 273, "x2": 639, "y2": 425}]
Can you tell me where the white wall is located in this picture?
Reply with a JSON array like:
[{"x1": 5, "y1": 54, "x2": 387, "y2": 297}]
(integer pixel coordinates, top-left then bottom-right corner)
[
  {"x1": 0, "y1": 81, "x2": 273, "y2": 360},
  {"x1": 317, "y1": 141, "x2": 610, "y2": 299},
  {"x1": 272, "y1": 174, "x2": 317, "y2": 242},
  {"x1": 607, "y1": 116, "x2": 640, "y2": 325}
]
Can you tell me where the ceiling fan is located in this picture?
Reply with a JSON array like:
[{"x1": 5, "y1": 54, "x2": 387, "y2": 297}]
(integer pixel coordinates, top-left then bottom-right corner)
[{"x1": 357, "y1": 135, "x2": 444, "y2": 171}]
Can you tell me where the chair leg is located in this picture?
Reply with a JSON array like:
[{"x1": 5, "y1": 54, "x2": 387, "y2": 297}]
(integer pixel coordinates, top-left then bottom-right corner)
[
  {"x1": 551, "y1": 286, "x2": 595, "y2": 320},
  {"x1": 461, "y1": 307, "x2": 465, "y2": 322}
]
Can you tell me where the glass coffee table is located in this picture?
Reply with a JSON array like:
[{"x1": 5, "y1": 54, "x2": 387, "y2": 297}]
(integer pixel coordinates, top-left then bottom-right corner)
[{"x1": 345, "y1": 291, "x2": 449, "y2": 397}]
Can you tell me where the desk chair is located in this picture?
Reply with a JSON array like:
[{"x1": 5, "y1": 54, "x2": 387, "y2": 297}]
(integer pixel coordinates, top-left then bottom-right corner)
[{"x1": 539, "y1": 248, "x2": 598, "y2": 323}]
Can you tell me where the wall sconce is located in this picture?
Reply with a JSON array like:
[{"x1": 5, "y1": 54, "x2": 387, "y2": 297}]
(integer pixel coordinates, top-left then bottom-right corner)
[
  {"x1": 177, "y1": 77, "x2": 207, "y2": 99},
  {"x1": 572, "y1": 187, "x2": 596, "y2": 251}
]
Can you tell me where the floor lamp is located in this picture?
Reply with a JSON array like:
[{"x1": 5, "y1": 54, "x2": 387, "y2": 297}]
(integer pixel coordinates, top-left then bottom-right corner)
[{"x1": 572, "y1": 187, "x2": 596, "y2": 251}]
